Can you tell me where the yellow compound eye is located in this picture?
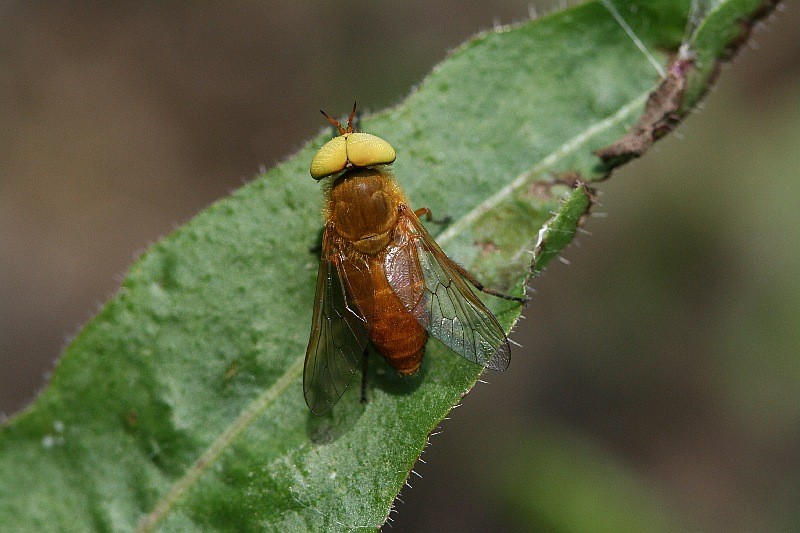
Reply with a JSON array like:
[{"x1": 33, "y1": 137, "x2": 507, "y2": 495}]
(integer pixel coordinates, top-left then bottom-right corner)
[
  {"x1": 310, "y1": 103, "x2": 397, "y2": 180},
  {"x1": 310, "y1": 136, "x2": 348, "y2": 180},
  {"x1": 345, "y1": 133, "x2": 396, "y2": 168},
  {"x1": 309, "y1": 133, "x2": 396, "y2": 180}
]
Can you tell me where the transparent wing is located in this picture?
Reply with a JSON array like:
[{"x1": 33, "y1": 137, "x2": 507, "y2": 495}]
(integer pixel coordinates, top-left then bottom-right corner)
[
  {"x1": 303, "y1": 227, "x2": 370, "y2": 415},
  {"x1": 393, "y1": 205, "x2": 511, "y2": 371}
]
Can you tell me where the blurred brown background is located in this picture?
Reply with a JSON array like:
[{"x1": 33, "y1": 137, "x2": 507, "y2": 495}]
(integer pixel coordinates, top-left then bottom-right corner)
[{"x1": 2, "y1": 2, "x2": 799, "y2": 531}]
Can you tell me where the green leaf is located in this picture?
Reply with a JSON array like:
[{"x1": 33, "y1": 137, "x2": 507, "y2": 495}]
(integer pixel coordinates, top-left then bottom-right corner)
[{"x1": 0, "y1": 1, "x2": 775, "y2": 530}]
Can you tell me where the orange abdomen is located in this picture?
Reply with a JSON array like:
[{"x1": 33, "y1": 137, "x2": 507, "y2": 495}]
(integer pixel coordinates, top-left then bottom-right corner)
[{"x1": 367, "y1": 256, "x2": 427, "y2": 375}]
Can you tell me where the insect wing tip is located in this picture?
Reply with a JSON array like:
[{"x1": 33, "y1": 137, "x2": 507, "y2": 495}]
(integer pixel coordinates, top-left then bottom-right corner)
[
  {"x1": 486, "y1": 341, "x2": 511, "y2": 371},
  {"x1": 309, "y1": 403, "x2": 332, "y2": 417}
]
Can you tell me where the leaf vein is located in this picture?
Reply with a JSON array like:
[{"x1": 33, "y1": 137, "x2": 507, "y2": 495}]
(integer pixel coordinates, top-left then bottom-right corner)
[
  {"x1": 436, "y1": 90, "x2": 652, "y2": 246},
  {"x1": 135, "y1": 357, "x2": 305, "y2": 532}
]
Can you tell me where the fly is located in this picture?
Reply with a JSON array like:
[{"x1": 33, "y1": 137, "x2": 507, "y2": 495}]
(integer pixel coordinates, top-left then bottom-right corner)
[{"x1": 304, "y1": 103, "x2": 525, "y2": 415}]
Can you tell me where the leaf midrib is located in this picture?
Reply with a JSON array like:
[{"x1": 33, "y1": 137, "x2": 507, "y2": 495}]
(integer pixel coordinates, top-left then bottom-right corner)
[
  {"x1": 135, "y1": 357, "x2": 305, "y2": 532},
  {"x1": 437, "y1": 89, "x2": 651, "y2": 243}
]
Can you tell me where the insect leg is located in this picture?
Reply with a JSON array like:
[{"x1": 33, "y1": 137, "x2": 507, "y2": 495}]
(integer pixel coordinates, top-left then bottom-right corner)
[
  {"x1": 308, "y1": 227, "x2": 325, "y2": 255},
  {"x1": 360, "y1": 346, "x2": 370, "y2": 404},
  {"x1": 448, "y1": 260, "x2": 529, "y2": 303},
  {"x1": 414, "y1": 207, "x2": 451, "y2": 226},
  {"x1": 411, "y1": 205, "x2": 527, "y2": 304}
]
